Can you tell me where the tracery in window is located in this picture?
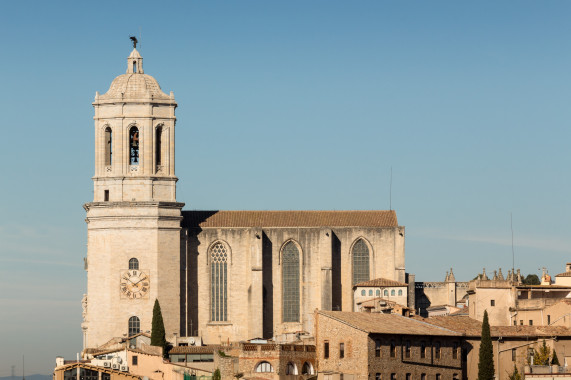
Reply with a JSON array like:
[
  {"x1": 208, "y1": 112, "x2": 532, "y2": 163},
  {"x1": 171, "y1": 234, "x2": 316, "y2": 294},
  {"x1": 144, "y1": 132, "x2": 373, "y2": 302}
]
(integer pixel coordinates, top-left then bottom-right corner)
[
  {"x1": 352, "y1": 239, "x2": 370, "y2": 285},
  {"x1": 129, "y1": 258, "x2": 139, "y2": 270},
  {"x1": 129, "y1": 126, "x2": 139, "y2": 165},
  {"x1": 210, "y1": 242, "x2": 228, "y2": 321},
  {"x1": 128, "y1": 316, "x2": 140, "y2": 336},
  {"x1": 282, "y1": 241, "x2": 300, "y2": 322}
]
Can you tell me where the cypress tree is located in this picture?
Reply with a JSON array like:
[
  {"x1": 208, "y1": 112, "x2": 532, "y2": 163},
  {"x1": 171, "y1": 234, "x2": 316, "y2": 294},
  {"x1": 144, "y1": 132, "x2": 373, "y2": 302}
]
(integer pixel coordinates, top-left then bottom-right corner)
[
  {"x1": 478, "y1": 310, "x2": 495, "y2": 380},
  {"x1": 151, "y1": 299, "x2": 167, "y2": 357},
  {"x1": 552, "y1": 350, "x2": 560, "y2": 366}
]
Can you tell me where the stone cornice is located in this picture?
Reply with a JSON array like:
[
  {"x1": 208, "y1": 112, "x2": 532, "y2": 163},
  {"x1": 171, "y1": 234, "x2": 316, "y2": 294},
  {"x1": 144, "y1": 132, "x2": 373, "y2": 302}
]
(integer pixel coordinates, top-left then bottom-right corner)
[{"x1": 84, "y1": 201, "x2": 185, "y2": 212}]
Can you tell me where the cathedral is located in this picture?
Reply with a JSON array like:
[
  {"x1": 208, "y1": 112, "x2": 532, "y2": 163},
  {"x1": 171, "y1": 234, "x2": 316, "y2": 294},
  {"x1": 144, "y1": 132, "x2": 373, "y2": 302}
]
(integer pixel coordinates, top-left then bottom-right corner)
[{"x1": 82, "y1": 47, "x2": 406, "y2": 350}]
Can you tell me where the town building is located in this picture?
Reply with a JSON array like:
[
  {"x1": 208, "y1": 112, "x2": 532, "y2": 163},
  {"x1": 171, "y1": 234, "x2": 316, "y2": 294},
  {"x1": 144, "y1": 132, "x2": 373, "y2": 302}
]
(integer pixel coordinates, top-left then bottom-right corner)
[
  {"x1": 420, "y1": 315, "x2": 571, "y2": 380},
  {"x1": 414, "y1": 269, "x2": 469, "y2": 317},
  {"x1": 353, "y1": 278, "x2": 409, "y2": 312},
  {"x1": 467, "y1": 266, "x2": 571, "y2": 326},
  {"x1": 82, "y1": 45, "x2": 407, "y2": 351},
  {"x1": 315, "y1": 311, "x2": 464, "y2": 380}
]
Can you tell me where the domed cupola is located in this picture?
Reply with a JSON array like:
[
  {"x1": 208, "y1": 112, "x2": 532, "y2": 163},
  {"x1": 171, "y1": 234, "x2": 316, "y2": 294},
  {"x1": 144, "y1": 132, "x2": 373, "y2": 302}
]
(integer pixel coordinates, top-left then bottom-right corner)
[{"x1": 97, "y1": 48, "x2": 173, "y2": 101}]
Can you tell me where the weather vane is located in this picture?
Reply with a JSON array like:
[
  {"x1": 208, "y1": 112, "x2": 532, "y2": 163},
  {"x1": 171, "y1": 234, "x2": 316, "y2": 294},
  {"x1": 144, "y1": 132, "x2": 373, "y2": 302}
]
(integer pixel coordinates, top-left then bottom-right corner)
[{"x1": 130, "y1": 36, "x2": 138, "y2": 49}]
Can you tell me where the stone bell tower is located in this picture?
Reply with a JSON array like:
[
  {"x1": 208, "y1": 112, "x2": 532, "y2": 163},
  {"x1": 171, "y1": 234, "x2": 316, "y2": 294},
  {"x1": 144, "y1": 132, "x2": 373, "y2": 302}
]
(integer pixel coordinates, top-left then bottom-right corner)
[{"x1": 83, "y1": 46, "x2": 184, "y2": 349}]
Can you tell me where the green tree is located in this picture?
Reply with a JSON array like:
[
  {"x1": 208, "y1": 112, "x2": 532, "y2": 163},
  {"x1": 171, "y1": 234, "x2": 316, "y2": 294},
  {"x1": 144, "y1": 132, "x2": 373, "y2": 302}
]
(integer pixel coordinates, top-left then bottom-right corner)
[
  {"x1": 523, "y1": 274, "x2": 540, "y2": 285},
  {"x1": 478, "y1": 310, "x2": 495, "y2": 380},
  {"x1": 533, "y1": 340, "x2": 550, "y2": 365},
  {"x1": 552, "y1": 350, "x2": 560, "y2": 366},
  {"x1": 508, "y1": 365, "x2": 521, "y2": 380},
  {"x1": 213, "y1": 369, "x2": 221, "y2": 380},
  {"x1": 151, "y1": 299, "x2": 168, "y2": 357}
]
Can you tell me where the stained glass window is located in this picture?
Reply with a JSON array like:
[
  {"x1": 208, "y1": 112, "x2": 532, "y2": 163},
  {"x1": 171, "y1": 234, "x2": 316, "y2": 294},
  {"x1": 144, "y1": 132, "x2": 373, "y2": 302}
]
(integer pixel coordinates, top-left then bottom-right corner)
[
  {"x1": 210, "y1": 242, "x2": 228, "y2": 321},
  {"x1": 352, "y1": 239, "x2": 370, "y2": 285},
  {"x1": 282, "y1": 241, "x2": 300, "y2": 322}
]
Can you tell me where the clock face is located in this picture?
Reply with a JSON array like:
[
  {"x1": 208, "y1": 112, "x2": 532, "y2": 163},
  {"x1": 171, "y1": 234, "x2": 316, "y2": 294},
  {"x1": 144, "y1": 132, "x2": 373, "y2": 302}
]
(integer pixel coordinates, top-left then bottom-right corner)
[{"x1": 120, "y1": 269, "x2": 150, "y2": 299}]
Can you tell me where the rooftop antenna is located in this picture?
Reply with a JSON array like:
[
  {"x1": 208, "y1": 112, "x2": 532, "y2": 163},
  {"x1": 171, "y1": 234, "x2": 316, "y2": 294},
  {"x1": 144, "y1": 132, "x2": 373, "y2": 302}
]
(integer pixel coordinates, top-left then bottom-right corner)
[
  {"x1": 511, "y1": 212, "x2": 515, "y2": 276},
  {"x1": 139, "y1": 27, "x2": 142, "y2": 50},
  {"x1": 389, "y1": 166, "x2": 393, "y2": 210}
]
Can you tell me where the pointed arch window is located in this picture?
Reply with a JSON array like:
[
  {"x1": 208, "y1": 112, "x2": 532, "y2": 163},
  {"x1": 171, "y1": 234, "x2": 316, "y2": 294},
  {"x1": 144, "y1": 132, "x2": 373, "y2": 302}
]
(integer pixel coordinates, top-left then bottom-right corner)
[
  {"x1": 352, "y1": 239, "x2": 370, "y2": 285},
  {"x1": 128, "y1": 316, "x2": 140, "y2": 336},
  {"x1": 104, "y1": 127, "x2": 112, "y2": 166},
  {"x1": 129, "y1": 126, "x2": 140, "y2": 165},
  {"x1": 282, "y1": 241, "x2": 300, "y2": 323},
  {"x1": 210, "y1": 242, "x2": 228, "y2": 321}
]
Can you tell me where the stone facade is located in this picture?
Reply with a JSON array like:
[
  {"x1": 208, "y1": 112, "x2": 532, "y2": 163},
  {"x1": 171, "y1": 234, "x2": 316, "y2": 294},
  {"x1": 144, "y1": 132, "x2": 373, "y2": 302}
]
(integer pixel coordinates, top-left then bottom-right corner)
[
  {"x1": 214, "y1": 342, "x2": 316, "y2": 380},
  {"x1": 315, "y1": 311, "x2": 463, "y2": 380},
  {"x1": 84, "y1": 48, "x2": 407, "y2": 350}
]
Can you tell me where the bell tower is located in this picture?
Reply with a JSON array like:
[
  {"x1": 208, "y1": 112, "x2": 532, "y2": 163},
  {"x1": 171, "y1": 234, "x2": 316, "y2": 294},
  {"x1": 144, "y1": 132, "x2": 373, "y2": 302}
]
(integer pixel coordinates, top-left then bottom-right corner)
[{"x1": 83, "y1": 45, "x2": 184, "y2": 349}]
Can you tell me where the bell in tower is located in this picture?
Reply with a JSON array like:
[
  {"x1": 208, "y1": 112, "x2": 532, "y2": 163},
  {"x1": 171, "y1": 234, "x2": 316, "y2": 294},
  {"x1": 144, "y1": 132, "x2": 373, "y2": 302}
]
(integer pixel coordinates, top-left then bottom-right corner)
[{"x1": 83, "y1": 42, "x2": 184, "y2": 350}]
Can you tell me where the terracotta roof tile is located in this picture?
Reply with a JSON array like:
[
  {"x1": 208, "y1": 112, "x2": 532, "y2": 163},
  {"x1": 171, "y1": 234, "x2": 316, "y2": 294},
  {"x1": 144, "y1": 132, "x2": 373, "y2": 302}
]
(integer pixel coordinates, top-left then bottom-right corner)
[
  {"x1": 183, "y1": 210, "x2": 398, "y2": 228},
  {"x1": 354, "y1": 278, "x2": 408, "y2": 288},
  {"x1": 555, "y1": 272, "x2": 571, "y2": 277},
  {"x1": 414, "y1": 315, "x2": 571, "y2": 337},
  {"x1": 318, "y1": 311, "x2": 461, "y2": 336}
]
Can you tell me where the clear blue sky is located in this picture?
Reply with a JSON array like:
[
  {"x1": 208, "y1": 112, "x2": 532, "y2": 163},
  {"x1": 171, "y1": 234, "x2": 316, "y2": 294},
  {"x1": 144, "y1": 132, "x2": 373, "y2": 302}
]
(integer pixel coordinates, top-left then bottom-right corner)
[{"x1": 1, "y1": 0, "x2": 570, "y2": 375}]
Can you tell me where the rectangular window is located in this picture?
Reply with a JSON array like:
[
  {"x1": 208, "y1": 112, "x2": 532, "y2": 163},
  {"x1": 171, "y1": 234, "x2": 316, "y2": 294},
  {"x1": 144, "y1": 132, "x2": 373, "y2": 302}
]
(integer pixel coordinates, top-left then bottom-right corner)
[
  {"x1": 406, "y1": 374, "x2": 411, "y2": 380},
  {"x1": 104, "y1": 190, "x2": 109, "y2": 201},
  {"x1": 514, "y1": 320, "x2": 517, "y2": 326},
  {"x1": 491, "y1": 300, "x2": 495, "y2": 306},
  {"x1": 375, "y1": 339, "x2": 381, "y2": 357},
  {"x1": 520, "y1": 320, "x2": 523, "y2": 326},
  {"x1": 324, "y1": 341, "x2": 329, "y2": 359},
  {"x1": 132, "y1": 356, "x2": 138, "y2": 366},
  {"x1": 390, "y1": 341, "x2": 396, "y2": 358},
  {"x1": 340, "y1": 374, "x2": 344, "y2": 380},
  {"x1": 512, "y1": 348, "x2": 516, "y2": 361},
  {"x1": 436, "y1": 374, "x2": 441, "y2": 380},
  {"x1": 405, "y1": 341, "x2": 411, "y2": 358},
  {"x1": 376, "y1": 374, "x2": 381, "y2": 380},
  {"x1": 453, "y1": 343, "x2": 458, "y2": 359},
  {"x1": 421, "y1": 375, "x2": 426, "y2": 380},
  {"x1": 391, "y1": 374, "x2": 396, "y2": 380},
  {"x1": 420, "y1": 342, "x2": 426, "y2": 359},
  {"x1": 548, "y1": 315, "x2": 551, "y2": 325},
  {"x1": 340, "y1": 342, "x2": 345, "y2": 358},
  {"x1": 529, "y1": 320, "x2": 533, "y2": 326},
  {"x1": 434, "y1": 342, "x2": 441, "y2": 360}
]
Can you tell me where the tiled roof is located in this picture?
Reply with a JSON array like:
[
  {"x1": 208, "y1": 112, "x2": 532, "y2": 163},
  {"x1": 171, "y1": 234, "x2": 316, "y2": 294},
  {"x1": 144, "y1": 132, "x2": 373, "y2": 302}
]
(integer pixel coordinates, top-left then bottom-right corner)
[
  {"x1": 415, "y1": 315, "x2": 571, "y2": 337},
  {"x1": 357, "y1": 297, "x2": 409, "y2": 309},
  {"x1": 169, "y1": 345, "x2": 220, "y2": 354},
  {"x1": 183, "y1": 210, "x2": 398, "y2": 228},
  {"x1": 318, "y1": 311, "x2": 460, "y2": 336},
  {"x1": 555, "y1": 272, "x2": 571, "y2": 277},
  {"x1": 354, "y1": 278, "x2": 408, "y2": 288},
  {"x1": 449, "y1": 306, "x2": 469, "y2": 316}
]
